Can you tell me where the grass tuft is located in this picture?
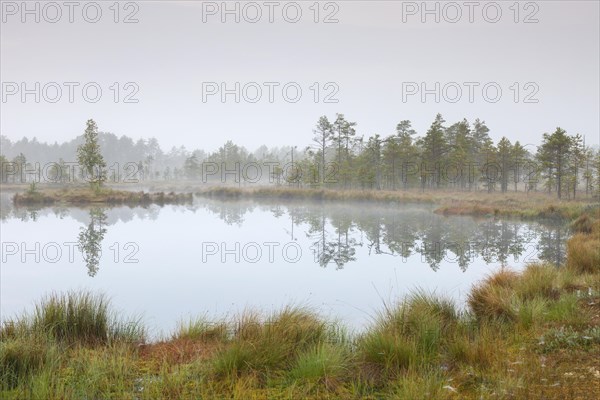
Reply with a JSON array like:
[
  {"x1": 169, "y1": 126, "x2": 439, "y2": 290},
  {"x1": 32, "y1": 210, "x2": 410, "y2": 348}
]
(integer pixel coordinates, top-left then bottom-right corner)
[
  {"x1": 289, "y1": 343, "x2": 349, "y2": 384},
  {"x1": 566, "y1": 233, "x2": 600, "y2": 274},
  {"x1": 5, "y1": 291, "x2": 145, "y2": 347},
  {"x1": 515, "y1": 263, "x2": 560, "y2": 300},
  {"x1": 468, "y1": 270, "x2": 518, "y2": 322},
  {"x1": 173, "y1": 317, "x2": 228, "y2": 342}
]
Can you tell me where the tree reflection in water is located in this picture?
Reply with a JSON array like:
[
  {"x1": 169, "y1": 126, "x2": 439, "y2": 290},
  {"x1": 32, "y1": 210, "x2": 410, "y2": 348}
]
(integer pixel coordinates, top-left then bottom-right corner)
[
  {"x1": 77, "y1": 208, "x2": 107, "y2": 277},
  {"x1": 1, "y1": 195, "x2": 569, "y2": 274},
  {"x1": 202, "y1": 201, "x2": 568, "y2": 271}
]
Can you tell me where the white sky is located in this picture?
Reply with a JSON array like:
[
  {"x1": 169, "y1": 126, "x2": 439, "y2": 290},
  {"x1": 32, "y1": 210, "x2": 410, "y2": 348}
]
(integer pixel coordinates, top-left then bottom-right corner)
[{"x1": 1, "y1": 0, "x2": 599, "y2": 151}]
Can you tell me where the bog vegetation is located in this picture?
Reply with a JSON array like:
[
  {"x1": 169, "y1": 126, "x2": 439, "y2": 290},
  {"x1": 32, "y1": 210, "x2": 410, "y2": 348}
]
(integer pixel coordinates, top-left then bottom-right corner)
[{"x1": 1, "y1": 212, "x2": 599, "y2": 399}]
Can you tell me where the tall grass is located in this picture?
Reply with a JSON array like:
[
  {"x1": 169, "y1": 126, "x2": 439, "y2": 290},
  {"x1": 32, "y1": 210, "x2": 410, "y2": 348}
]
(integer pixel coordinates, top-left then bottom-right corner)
[
  {"x1": 32, "y1": 292, "x2": 111, "y2": 344},
  {"x1": 567, "y1": 233, "x2": 600, "y2": 273},
  {"x1": 3, "y1": 291, "x2": 144, "y2": 346},
  {"x1": 173, "y1": 317, "x2": 228, "y2": 342},
  {"x1": 445, "y1": 322, "x2": 501, "y2": 370},
  {"x1": 288, "y1": 343, "x2": 350, "y2": 391},
  {"x1": 0, "y1": 335, "x2": 57, "y2": 390},
  {"x1": 468, "y1": 269, "x2": 518, "y2": 322},
  {"x1": 212, "y1": 306, "x2": 335, "y2": 380},
  {"x1": 515, "y1": 263, "x2": 560, "y2": 300},
  {"x1": 357, "y1": 292, "x2": 459, "y2": 383}
]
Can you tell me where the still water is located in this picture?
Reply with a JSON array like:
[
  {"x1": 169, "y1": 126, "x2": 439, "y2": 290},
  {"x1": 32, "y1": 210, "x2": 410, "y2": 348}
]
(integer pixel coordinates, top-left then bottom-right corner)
[{"x1": 0, "y1": 194, "x2": 568, "y2": 337}]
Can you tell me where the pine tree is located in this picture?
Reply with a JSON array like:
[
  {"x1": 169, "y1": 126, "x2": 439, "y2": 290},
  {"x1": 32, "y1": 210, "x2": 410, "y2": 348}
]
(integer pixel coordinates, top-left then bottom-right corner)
[
  {"x1": 309, "y1": 116, "x2": 333, "y2": 185},
  {"x1": 496, "y1": 137, "x2": 512, "y2": 193},
  {"x1": 510, "y1": 141, "x2": 530, "y2": 192},
  {"x1": 77, "y1": 119, "x2": 106, "y2": 191},
  {"x1": 420, "y1": 114, "x2": 447, "y2": 189},
  {"x1": 537, "y1": 128, "x2": 573, "y2": 199}
]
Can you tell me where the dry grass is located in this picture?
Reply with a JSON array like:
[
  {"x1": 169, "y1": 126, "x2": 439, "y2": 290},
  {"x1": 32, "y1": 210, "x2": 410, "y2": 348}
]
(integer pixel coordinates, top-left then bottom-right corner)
[
  {"x1": 195, "y1": 186, "x2": 598, "y2": 220},
  {"x1": 567, "y1": 234, "x2": 600, "y2": 274},
  {"x1": 12, "y1": 187, "x2": 193, "y2": 206},
  {"x1": 468, "y1": 269, "x2": 519, "y2": 322}
]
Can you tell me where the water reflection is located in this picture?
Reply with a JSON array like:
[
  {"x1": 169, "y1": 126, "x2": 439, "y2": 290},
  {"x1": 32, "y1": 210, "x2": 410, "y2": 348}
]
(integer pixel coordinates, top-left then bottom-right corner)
[
  {"x1": 197, "y1": 199, "x2": 568, "y2": 271},
  {"x1": 1, "y1": 192, "x2": 569, "y2": 274},
  {"x1": 77, "y1": 208, "x2": 107, "y2": 277}
]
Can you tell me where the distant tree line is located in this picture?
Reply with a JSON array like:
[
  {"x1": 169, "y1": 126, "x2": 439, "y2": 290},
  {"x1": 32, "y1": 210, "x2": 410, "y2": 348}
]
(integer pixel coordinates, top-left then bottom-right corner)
[
  {"x1": 298, "y1": 113, "x2": 599, "y2": 199},
  {"x1": 1, "y1": 114, "x2": 599, "y2": 199}
]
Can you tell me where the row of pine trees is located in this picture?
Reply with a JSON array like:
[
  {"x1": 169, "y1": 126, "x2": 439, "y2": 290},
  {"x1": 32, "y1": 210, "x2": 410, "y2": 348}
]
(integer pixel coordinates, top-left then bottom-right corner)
[
  {"x1": 2, "y1": 115, "x2": 599, "y2": 199},
  {"x1": 296, "y1": 113, "x2": 598, "y2": 199}
]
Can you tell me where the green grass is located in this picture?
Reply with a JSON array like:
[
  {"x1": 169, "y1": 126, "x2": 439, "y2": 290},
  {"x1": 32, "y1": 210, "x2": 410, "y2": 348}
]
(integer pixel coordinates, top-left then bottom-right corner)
[
  {"x1": 544, "y1": 293, "x2": 586, "y2": 325},
  {"x1": 389, "y1": 368, "x2": 448, "y2": 400},
  {"x1": 0, "y1": 335, "x2": 56, "y2": 390},
  {"x1": 1, "y1": 282, "x2": 598, "y2": 399},
  {"x1": 515, "y1": 264, "x2": 561, "y2": 300},
  {"x1": 359, "y1": 332, "x2": 417, "y2": 380},
  {"x1": 211, "y1": 306, "x2": 334, "y2": 381},
  {"x1": 173, "y1": 317, "x2": 228, "y2": 342},
  {"x1": 1, "y1": 291, "x2": 144, "y2": 346},
  {"x1": 289, "y1": 343, "x2": 350, "y2": 384}
]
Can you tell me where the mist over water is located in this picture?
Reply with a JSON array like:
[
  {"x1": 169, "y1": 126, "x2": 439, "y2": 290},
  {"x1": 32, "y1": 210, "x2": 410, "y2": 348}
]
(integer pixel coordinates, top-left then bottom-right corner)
[{"x1": 0, "y1": 193, "x2": 568, "y2": 337}]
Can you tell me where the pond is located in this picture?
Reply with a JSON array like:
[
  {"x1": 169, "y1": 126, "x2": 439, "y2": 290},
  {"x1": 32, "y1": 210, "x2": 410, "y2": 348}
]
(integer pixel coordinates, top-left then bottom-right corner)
[{"x1": 0, "y1": 193, "x2": 569, "y2": 337}]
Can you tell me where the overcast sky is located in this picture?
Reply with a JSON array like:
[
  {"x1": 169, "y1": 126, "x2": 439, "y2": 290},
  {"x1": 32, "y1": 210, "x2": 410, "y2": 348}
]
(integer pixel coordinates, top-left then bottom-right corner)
[{"x1": 1, "y1": 0, "x2": 599, "y2": 151}]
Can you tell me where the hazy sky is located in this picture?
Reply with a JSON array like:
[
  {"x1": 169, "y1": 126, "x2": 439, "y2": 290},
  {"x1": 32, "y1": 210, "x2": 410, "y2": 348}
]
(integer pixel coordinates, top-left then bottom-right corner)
[{"x1": 1, "y1": 0, "x2": 599, "y2": 152}]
